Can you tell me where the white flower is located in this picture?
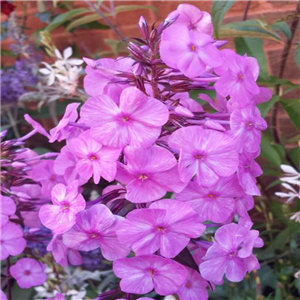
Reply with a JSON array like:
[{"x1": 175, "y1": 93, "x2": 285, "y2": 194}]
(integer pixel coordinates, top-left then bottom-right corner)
[
  {"x1": 290, "y1": 212, "x2": 300, "y2": 223},
  {"x1": 54, "y1": 47, "x2": 83, "y2": 67},
  {"x1": 275, "y1": 183, "x2": 300, "y2": 203},
  {"x1": 280, "y1": 164, "x2": 300, "y2": 185}
]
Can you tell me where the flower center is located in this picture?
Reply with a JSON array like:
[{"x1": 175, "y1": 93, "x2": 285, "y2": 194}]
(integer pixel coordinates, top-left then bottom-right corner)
[
  {"x1": 89, "y1": 154, "x2": 98, "y2": 161},
  {"x1": 245, "y1": 121, "x2": 254, "y2": 128},
  {"x1": 89, "y1": 233, "x2": 99, "y2": 239},
  {"x1": 186, "y1": 282, "x2": 192, "y2": 288},
  {"x1": 138, "y1": 174, "x2": 148, "y2": 181},
  {"x1": 237, "y1": 73, "x2": 244, "y2": 80},
  {"x1": 156, "y1": 226, "x2": 166, "y2": 232},
  {"x1": 148, "y1": 268, "x2": 155, "y2": 276},
  {"x1": 207, "y1": 194, "x2": 214, "y2": 198},
  {"x1": 194, "y1": 154, "x2": 205, "y2": 161},
  {"x1": 24, "y1": 270, "x2": 31, "y2": 276},
  {"x1": 122, "y1": 115, "x2": 130, "y2": 122},
  {"x1": 62, "y1": 203, "x2": 70, "y2": 211},
  {"x1": 190, "y1": 44, "x2": 196, "y2": 52}
]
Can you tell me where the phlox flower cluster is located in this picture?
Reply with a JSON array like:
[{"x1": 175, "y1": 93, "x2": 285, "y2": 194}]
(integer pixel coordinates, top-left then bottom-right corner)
[{"x1": 1, "y1": 4, "x2": 269, "y2": 300}]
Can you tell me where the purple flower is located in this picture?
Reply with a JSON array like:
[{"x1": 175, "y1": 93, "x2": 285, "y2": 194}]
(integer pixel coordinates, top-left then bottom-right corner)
[
  {"x1": 168, "y1": 4, "x2": 213, "y2": 35},
  {"x1": 230, "y1": 105, "x2": 267, "y2": 153},
  {"x1": 47, "y1": 234, "x2": 82, "y2": 267},
  {"x1": 116, "y1": 199, "x2": 205, "y2": 258},
  {"x1": 116, "y1": 145, "x2": 186, "y2": 203},
  {"x1": 83, "y1": 57, "x2": 134, "y2": 99},
  {"x1": 175, "y1": 175, "x2": 243, "y2": 223},
  {"x1": 199, "y1": 222, "x2": 263, "y2": 284},
  {"x1": 237, "y1": 152, "x2": 263, "y2": 195},
  {"x1": 69, "y1": 130, "x2": 121, "y2": 184},
  {"x1": 160, "y1": 24, "x2": 222, "y2": 78},
  {"x1": 214, "y1": 50, "x2": 260, "y2": 102},
  {"x1": 24, "y1": 114, "x2": 50, "y2": 139},
  {"x1": 176, "y1": 267, "x2": 208, "y2": 300},
  {"x1": 1, "y1": 222, "x2": 26, "y2": 260},
  {"x1": 39, "y1": 181, "x2": 86, "y2": 234},
  {"x1": 113, "y1": 255, "x2": 187, "y2": 295},
  {"x1": 0, "y1": 195, "x2": 16, "y2": 225},
  {"x1": 62, "y1": 204, "x2": 130, "y2": 261},
  {"x1": 81, "y1": 87, "x2": 169, "y2": 148},
  {"x1": 10, "y1": 258, "x2": 47, "y2": 289},
  {"x1": 168, "y1": 126, "x2": 239, "y2": 187},
  {"x1": 49, "y1": 103, "x2": 82, "y2": 143}
]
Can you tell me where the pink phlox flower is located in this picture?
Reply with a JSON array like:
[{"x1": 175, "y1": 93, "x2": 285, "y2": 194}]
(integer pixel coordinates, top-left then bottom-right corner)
[
  {"x1": 62, "y1": 204, "x2": 130, "y2": 261},
  {"x1": 49, "y1": 103, "x2": 82, "y2": 143},
  {"x1": 168, "y1": 4, "x2": 213, "y2": 35},
  {"x1": 168, "y1": 126, "x2": 239, "y2": 187},
  {"x1": 230, "y1": 105, "x2": 267, "y2": 154},
  {"x1": 83, "y1": 57, "x2": 134, "y2": 100},
  {"x1": 176, "y1": 267, "x2": 209, "y2": 300},
  {"x1": 10, "y1": 258, "x2": 47, "y2": 289},
  {"x1": 24, "y1": 114, "x2": 50, "y2": 139},
  {"x1": 116, "y1": 145, "x2": 186, "y2": 203},
  {"x1": 198, "y1": 93, "x2": 228, "y2": 113},
  {"x1": 235, "y1": 194, "x2": 254, "y2": 221},
  {"x1": 116, "y1": 199, "x2": 205, "y2": 258},
  {"x1": 237, "y1": 152, "x2": 263, "y2": 195},
  {"x1": 160, "y1": 24, "x2": 222, "y2": 78},
  {"x1": 0, "y1": 195, "x2": 16, "y2": 225},
  {"x1": 199, "y1": 222, "x2": 263, "y2": 284},
  {"x1": 175, "y1": 175, "x2": 243, "y2": 223},
  {"x1": 53, "y1": 143, "x2": 85, "y2": 185},
  {"x1": 69, "y1": 130, "x2": 121, "y2": 184},
  {"x1": 0, "y1": 221, "x2": 26, "y2": 260},
  {"x1": 39, "y1": 181, "x2": 86, "y2": 234},
  {"x1": 30, "y1": 160, "x2": 66, "y2": 197},
  {"x1": 253, "y1": 87, "x2": 272, "y2": 105},
  {"x1": 214, "y1": 50, "x2": 260, "y2": 102},
  {"x1": 0, "y1": 290, "x2": 7, "y2": 300},
  {"x1": 47, "y1": 234, "x2": 82, "y2": 267},
  {"x1": 15, "y1": 148, "x2": 39, "y2": 167},
  {"x1": 113, "y1": 255, "x2": 187, "y2": 295},
  {"x1": 81, "y1": 87, "x2": 169, "y2": 148}
]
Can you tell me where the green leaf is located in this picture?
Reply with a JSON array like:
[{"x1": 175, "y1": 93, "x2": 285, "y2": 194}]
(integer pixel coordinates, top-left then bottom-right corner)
[
  {"x1": 295, "y1": 43, "x2": 300, "y2": 70},
  {"x1": 115, "y1": 5, "x2": 157, "y2": 14},
  {"x1": 211, "y1": 1, "x2": 235, "y2": 38},
  {"x1": 260, "y1": 133, "x2": 282, "y2": 167},
  {"x1": 257, "y1": 95, "x2": 280, "y2": 117},
  {"x1": 220, "y1": 19, "x2": 282, "y2": 42},
  {"x1": 104, "y1": 38, "x2": 127, "y2": 56},
  {"x1": 235, "y1": 37, "x2": 269, "y2": 79},
  {"x1": 271, "y1": 21, "x2": 292, "y2": 40},
  {"x1": 0, "y1": 49, "x2": 17, "y2": 57},
  {"x1": 280, "y1": 98, "x2": 300, "y2": 131},
  {"x1": 45, "y1": 8, "x2": 90, "y2": 31},
  {"x1": 66, "y1": 13, "x2": 109, "y2": 32},
  {"x1": 289, "y1": 147, "x2": 300, "y2": 168}
]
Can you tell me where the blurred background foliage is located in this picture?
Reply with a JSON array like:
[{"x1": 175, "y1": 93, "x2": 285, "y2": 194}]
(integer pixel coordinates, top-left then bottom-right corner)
[{"x1": 1, "y1": 1, "x2": 300, "y2": 299}]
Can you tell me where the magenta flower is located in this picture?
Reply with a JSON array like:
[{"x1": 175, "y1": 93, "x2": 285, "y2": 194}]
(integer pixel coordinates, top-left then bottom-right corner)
[
  {"x1": 49, "y1": 103, "x2": 82, "y2": 143},
  {"x1": 68, "y1": 130, "x2": 121, "y2": 184},
  {"x1": 116, "y1": 145, "x2": 186, "y2": 203},
  {"x1": 0, "y1": 290, "x2": 7, "y2": 300},
  {"x1": 24, "y1": 114, "x2": 50, "y2": 139},
  {"x1": 47, "y1": 235, "x2": 82, "y2": 267},
  {"x1": 168, "y1": 126, "x2": 239, "y2": 187},
  {"x1": 39, "y1": 181, "x2": 86, "y2": 234},
  {"x1": 83, "y1": 57, "x2": 134, "y2": 98},
  {"x1": 175, "y1": 175, "x2": 243, "y2": 223},
  {"x1": 237, "y1": 152, "x2": 263, "y2": 195},
  {"x1": 1, "y1": 222, "x2": 26, "y2": 260},
  {"x1": 0, "y1": 195, "x2": 16, "y2": 225},
  {"x1": 160, "y1": 24, "x2": 222, "y2": 78},
  {"x1": 10, "y1": 258, "x2": 47, "y2": 289},
  {"x1": 81, "y1": 87, "x2": 169, "y2": 148},
  {"x1": 168, "y1": 4, "x2": 213, "y2": 35},
  {"x1": 63, "y1": 204, "x2": 130, "y2": 261},
  {"x1": 230, "y1": 105, "x2": 267, "y2": 153},
  {"x1": 113, "y1": 255, "x2": 187, "y2": 295},
  {"x1": 199, "y1": 222, "x2": 263, "y2": 284},
  {"x1": 116, "y1": 199, "x2": 205, "y2": 258},
  {"x1": 214, "y1": 50, "x2": 260, "y2": 102},
  {"x1": 176, "y1": 267, "x2": 208, "y2": 300}
]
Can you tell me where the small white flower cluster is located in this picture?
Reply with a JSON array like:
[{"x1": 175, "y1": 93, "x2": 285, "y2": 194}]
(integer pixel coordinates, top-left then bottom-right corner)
[
  {"x1": 275, "y1": 164, "x2": 300, "y2": 222},
  {"x1": 39, "y1": 47, "x2": 83, "y2": 95}
]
